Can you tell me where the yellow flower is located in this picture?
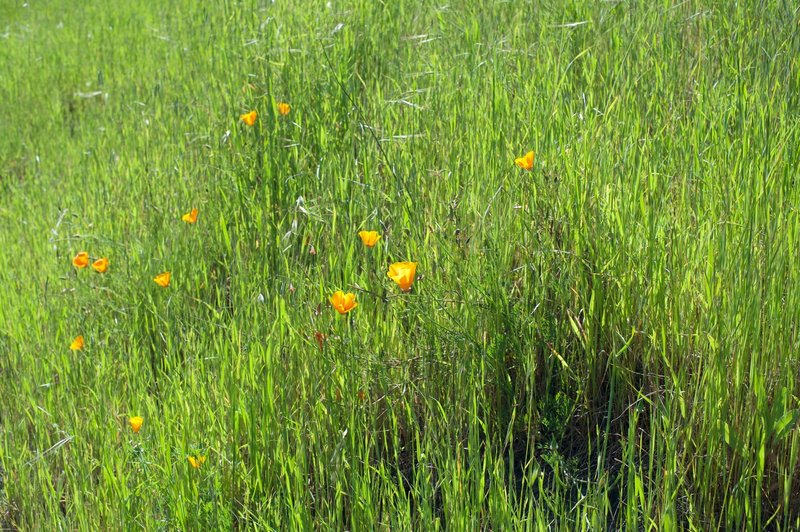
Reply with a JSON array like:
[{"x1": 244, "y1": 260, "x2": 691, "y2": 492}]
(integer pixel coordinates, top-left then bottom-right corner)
[
  {"x1": 70, "y1": 335, "x2": 84, "y2": 351},
  {"x1": 240, "y1": 110, "x2": 257, "y2": 126},
  {"x1": 358, "y1": 230, "x2": 381, "y2": 248},
  {"x1": 182, "y1": 208, "x2": 199, "y2": 224},
  {"x1": 188, "y1": 455, "x2": 206, "y2": 469},
  {"x1": 277, "y1": 102, "x2": 291, "y2": 116},
  {"x1": 514, "y1": 150, "x2": 535, "y2": 171},
  {"x1": 387, "y1": 262, "x2": 417, "y2": 292},
  {"x1": 92, "y1": 257, "x2": 109, "y2": 273},
  {"x1": 129, "y1": 416, "x2": 143, "y2": 433},
  {"x1": 153, "y1": 272, "x2": 171, "y2": 287},
  {"x1": 330, "y1": 291, "x2": 358, "y2": 315},
  {"x1": 72, "y1": 251, "x2": 89, "y2": 269}
]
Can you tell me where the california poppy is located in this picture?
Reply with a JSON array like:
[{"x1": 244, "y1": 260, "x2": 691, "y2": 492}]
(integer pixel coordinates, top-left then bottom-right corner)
[
  {"x1": 72, "y1": 251, "x2": 89, "y2": 269},
  {"x1": 70, "y1": 335, "x2": 84, "y2": 351},
  {"x1": 182, "y1": 208, "x2": 199, "y2": 224},
  {"x1": 129, "y1": 416, "x2": 143, "y2": 433},
  {"x1": 514, "y1": 150, "x2": 535, "y2": 171},
  {"x1": 330, "y1": 291, "x2": 357, "y2": 315},
  {"x1": 277, "y1": 102, "x2": 291, "y2": 116},
  {"x1": 240, "y1": 111, "x2": 257, "y2": 126},
  {"x1": 153, "y1": 272, "x2": 171, "y2": 287},
  {"x1": 92, "y1": 257, "x2": 109, "y2": 273},
  {"x1": 188, "y1": 455, "x2": 206, "y2": 469},
  {"x1": 358, "y1": 230, "x2": 381, "y2": 248},
  {"x1": 387, "y1": 262, "x2": 417, "y2": 292}
]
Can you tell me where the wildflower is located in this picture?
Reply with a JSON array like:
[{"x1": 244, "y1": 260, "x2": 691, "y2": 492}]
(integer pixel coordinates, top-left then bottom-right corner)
[
  {"x1": 277, "y1": 102, "x2": 291, "y2": 116},
  {"x1": 181, "y1": 208, "x2": 199, "y2": 224},
  {"x1": 330, "y1": 291, "x2": 357, "y2": 315},
  {"x1": 240, "y1": 110, "x2": 257, "y2": 126},
  {"x1": 358, "y1": 230, "x2": 381, "y2": 248},
  {"x1": 188, "y1": 455, "x2": 206, "y2": 469},
  {"x1": 153, "y1": 272, "x2": 171, "y2": 287},
  {"x1": 387, "y1": 262, "x2": 417, "y2": 292},
  {"x1": 70, "y1": 335, "x2": 84, "y2": 351},
  {"x1": 129, "y1": 416, "x2": 143, "y2": 433},
  {"x1": 514, "y1": 150, "x2": 535, "y2": 171},
  {"x1": 72, "y1": 251, "x2": 89, "y2": 269},
  {"x1": 92, "y1": 257, "x2": 109, "y2": 273}
]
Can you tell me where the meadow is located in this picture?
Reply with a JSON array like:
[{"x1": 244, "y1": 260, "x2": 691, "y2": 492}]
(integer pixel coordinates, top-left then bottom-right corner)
[{"x1": 1, "y1": 0, "x2": 799, "y2": 529}]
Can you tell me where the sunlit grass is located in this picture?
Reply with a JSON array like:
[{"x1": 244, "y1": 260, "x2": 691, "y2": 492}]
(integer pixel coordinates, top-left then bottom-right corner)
[{"x1": 1, "y1": 0, "x2": 799, "y2": 529}]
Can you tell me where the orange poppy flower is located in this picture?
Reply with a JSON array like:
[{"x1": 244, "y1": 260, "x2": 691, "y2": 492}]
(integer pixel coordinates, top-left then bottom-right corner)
[
  {"x1": 92, "y1": 257, "x2": 109, "y2": 273},
  {"x1": 153, "y1": 272, "x2": 171, "y2": 287},
  {"x1": 129, "y1": 416, "x2": 143, "y2": 433},
  {"x1": 514, "y1": 150, "x2": 535, "y2": 171},
  {"x1": 72, "y1": 251, "x2": 89, "y2": 269},
  {"x1": 182, "y1": 208, "x2": 199, "y2": 224},
  {"x1": 358, "y1": 230, "x2": 381, "y2": 248},
  {"x1": 277, "y1": 102, "x2": 291, "y2": 116},
  {"x1": 330, "y1": 291, "x2": 357, "y2": 315},
  {"x1": 188, "y1": 455, "x2": 206, "y2": 469},
  {"x1": 240, "y1": 110, "x2": 257, "y2": 126},
  {"x1": 387, "y1": 262, "x2": 417, "y2": 292},
  {"x1": 70, "y1": 335, "x2": 84, "y2": 351}
]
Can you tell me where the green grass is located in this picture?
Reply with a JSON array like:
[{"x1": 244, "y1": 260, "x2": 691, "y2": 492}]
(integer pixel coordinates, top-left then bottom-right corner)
[{"x1": 1, "y1": 0, "x2": 799, "y2": 529}]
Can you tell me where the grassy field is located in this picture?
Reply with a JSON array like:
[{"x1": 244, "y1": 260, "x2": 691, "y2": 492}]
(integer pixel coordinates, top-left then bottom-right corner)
[{"x1": 1, "y1": 0, "x2": 799, "y2": 529}]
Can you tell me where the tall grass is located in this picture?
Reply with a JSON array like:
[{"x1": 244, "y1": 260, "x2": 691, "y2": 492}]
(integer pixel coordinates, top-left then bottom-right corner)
[{"x1": 1, "y1": 0, "x2": 798, "y2": 528}]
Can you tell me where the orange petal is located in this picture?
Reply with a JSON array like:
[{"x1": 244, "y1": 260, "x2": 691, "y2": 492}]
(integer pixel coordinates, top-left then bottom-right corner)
[
  {"x1": 181, "y1": 208, "x2": 198, "y2": 224},
  {"x1": 358, "y1": 230, "x2": 381, "y2": 247},
  {"x1": 387, "y1": 261, "x2": 417, "y2": 291},
  {"x1": 153, "y1": 272, "x2": 171, "y2": 287},
  {"x1": 188, "y1": 455, "x2": 206, "y2": 469},
  {"x1": 129, "y1": 416, "x2": 143, "y2": 433},
  {"x1": 92, "y1": 257, "x2": 109, "y2": 273},
  {"x1": 240, "y1": 111, "x2": 257, "y2": 126},
  {"x1": 72, "y1": 251, "x2": 89, "y2": 268},
  {"x1": 514, "y1": 151, "x2": 535, "y2": 171},
  {"x1": 330, "y1": 290, "x2": 357, "y2": 314},
  {"x1": 70, "y1": 335, "x2": 84, "y2": 351}
]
